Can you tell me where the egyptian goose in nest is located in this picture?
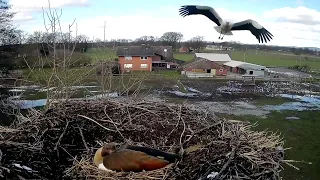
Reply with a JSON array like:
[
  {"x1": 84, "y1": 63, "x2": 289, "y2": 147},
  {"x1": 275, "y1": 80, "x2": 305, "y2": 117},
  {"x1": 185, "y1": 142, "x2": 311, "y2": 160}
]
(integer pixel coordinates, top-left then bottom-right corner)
[{"x1": 93, "y1": 143, "x2": 180, "y2": 172}]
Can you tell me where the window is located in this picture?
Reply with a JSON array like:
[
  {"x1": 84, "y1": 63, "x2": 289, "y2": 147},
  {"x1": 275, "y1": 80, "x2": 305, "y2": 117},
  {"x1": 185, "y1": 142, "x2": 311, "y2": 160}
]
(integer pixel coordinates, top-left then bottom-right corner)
[
  {"x1": 124, "y1": 64, "x2": 133, "y2": 68},
  {"x1": 140, "y1": 56, "x2": 147, "y2": 60},
  {"x1": 140, "y1": 64, "x2": 148, "y2": 68},
  {"x1": 249, "y1": 71, "x2": 253, "y2": 75},
  {"x1": 125, "y1": 56, "x2": 132, "y2": 60}
]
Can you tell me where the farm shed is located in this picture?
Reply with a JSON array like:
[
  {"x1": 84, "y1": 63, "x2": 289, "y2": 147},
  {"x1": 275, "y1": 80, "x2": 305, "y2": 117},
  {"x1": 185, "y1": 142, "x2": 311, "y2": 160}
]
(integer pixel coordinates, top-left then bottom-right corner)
[
  {"x1": 223, "y1": 60, "x2": 266, "y2": 76},
  {"x1": 180, "y1": 53, "x2": 230, "y2": 78}
]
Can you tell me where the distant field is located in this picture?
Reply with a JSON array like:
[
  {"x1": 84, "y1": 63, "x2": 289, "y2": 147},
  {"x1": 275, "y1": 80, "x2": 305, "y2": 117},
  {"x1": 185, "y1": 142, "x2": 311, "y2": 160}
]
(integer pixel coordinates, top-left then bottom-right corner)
[
  {"x1": 173, "y1": 50, "x2": 320, "y2": 68},
  {"x1": 230, "y1": 50, "x2": 320, "y2": 68},
  {"x1": 173, "y1": 52, "x2": 194, "y2": 62},
  {"x1": 85, "y1": 47, "x2": 320, "y2": 68}
]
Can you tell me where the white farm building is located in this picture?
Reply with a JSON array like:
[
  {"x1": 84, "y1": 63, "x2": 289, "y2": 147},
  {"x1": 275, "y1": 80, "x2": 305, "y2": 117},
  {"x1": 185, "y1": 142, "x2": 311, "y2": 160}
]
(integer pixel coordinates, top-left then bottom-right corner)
[{"x1": 223, "y1": 60, "x2": 266, "y2": 77}]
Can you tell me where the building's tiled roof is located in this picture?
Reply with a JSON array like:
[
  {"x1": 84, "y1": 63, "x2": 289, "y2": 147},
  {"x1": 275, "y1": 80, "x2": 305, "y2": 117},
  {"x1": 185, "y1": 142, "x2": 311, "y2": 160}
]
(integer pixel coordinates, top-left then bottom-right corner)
[
  {"x1": 153, "y1": 46, "x2": 173, "y2": 58},
  {"x1": 116, "y1": 45, "x2": 173, "y2": 59},
  {"x1": 116, "y1": 46, "x2": 154, "y2": 56}
]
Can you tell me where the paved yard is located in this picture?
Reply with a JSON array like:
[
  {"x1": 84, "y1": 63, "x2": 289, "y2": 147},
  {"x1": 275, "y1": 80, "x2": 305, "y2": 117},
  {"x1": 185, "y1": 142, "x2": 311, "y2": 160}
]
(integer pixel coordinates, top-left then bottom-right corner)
[{"x1": 267, "y1": 67, "x2": 312, "y2": 78}]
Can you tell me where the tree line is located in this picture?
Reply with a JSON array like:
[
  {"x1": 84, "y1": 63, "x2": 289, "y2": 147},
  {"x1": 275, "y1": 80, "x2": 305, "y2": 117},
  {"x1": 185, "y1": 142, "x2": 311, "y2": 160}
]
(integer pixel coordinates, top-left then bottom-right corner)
[
  {"x1": 0, "y1": 0, "x2": 319, "y2": 73},
  {"x1": 8, "y1": 29, "x2": 319, "y2": 56}
]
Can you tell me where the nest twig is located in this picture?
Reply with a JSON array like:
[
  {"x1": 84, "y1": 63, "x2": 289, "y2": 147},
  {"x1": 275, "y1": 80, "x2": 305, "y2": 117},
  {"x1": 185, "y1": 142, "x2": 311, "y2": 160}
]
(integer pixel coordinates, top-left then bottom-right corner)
[{"x1": 0, "y1": 99, "x2": 290, "y2": 179}]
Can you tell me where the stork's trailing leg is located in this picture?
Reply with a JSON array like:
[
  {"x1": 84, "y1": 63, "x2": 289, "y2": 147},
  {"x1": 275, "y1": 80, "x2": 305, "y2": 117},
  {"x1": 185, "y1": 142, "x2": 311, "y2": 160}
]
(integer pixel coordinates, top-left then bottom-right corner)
[
  {"x1": 221, "y1": 33, "x2": 227, "y2": 40},
  {"x1": 218, "y1": 33, "x2": 222, "y2": 40}
]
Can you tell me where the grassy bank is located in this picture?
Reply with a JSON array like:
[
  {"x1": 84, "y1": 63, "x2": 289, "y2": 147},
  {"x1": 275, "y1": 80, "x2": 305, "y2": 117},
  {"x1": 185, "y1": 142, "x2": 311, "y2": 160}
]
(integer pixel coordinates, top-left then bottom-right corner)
[
  {"x1": 20, "y1": 68, "x2": 184, "y2": 92},
  {"x1": 22, "y1": 67, "x2": 97, "y2": 85},
  {"x1": 218, "y1": 110, "x2": 320, "y2": 180}
]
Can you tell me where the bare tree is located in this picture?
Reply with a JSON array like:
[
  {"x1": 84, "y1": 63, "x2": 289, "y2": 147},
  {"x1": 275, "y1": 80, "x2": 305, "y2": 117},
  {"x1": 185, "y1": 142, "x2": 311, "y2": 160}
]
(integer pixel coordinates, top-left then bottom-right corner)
[
  {"x1": 160, "y1": 32, "x2": 183, "y2": 51},
  {"x1": 74, "y1": 34, "x2": 89, "y2": 43},
  {"x1": 134, "y1": 35, "x2": 157, "y2": 45},
  {"x1": 0, "y1": 0, "x2": 20, "y2": 45},
  {"x1": 187, "y1": 35, "x2": 205, "y2": 52},
  {"x1": 95, "y1": 38, "x2": 102, "y2": 42},
  {"x1": 26, "y1": 31, "x2": 44, "y2": 43}
]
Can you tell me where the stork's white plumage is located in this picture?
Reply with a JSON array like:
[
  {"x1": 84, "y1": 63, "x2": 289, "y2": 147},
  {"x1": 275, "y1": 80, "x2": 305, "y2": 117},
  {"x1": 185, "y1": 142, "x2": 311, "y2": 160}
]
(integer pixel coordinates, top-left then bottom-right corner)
[{"x1": 179, "y1": 5, "x2": 273, "y2": 43}]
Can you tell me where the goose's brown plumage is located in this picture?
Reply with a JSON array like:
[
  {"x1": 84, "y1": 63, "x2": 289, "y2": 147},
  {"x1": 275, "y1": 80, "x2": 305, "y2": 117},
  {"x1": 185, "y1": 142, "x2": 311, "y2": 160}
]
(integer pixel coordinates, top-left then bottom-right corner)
[{"x1": 93, "y1": 143, "x2": 180, "y2": 172}]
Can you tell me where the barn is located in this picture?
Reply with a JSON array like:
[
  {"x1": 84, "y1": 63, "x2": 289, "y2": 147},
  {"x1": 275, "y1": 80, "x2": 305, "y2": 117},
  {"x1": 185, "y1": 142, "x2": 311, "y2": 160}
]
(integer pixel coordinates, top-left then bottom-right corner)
[
  {"x1": 223, "y1": 60, "x2": 266, "y2": 76},
  {"x1": 181, "y1": 53, "x2": 231, "y2": 78}
]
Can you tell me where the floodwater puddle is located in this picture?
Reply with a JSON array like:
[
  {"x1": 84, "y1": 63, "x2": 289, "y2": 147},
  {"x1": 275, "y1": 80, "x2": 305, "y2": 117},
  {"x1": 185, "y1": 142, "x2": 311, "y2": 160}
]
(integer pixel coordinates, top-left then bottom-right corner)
[
  {"x1": 168, "y1": 90, "x2": 199, "y2": 98},
  {"x1": 286, "y1": 116, "x2": 300, "y2": 120},
  {"x1": 264, "y1": 94, "x2": 320, "y2": 111},
  {"x1": 8, "y1": 89, "x2": 25, "y2": 92},
  {"x1": 86, "y1": 92, "x2": 119, "y2": 99},
  {"x1": 168, "y1": 87, "x2": 211, "y2": 98},
  {"x1": 193, "y1": 101, "x2": 269, "y2": 117},
  {"x1": 164, "y1": 92, "x2": 320, "y2": 117},
  {"x1": 9, "y1": 91, "x2": 120, "y2": 109},
  {"x1": 10, "y1": 99, "x2": 47, "y2": 109}
]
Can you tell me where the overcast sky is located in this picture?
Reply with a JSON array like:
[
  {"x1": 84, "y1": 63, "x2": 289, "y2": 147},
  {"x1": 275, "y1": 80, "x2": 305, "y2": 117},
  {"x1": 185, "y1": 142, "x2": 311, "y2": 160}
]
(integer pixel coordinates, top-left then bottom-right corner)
[{"x1": 8, "y1": 0, "x2": 320, "y2": 48}]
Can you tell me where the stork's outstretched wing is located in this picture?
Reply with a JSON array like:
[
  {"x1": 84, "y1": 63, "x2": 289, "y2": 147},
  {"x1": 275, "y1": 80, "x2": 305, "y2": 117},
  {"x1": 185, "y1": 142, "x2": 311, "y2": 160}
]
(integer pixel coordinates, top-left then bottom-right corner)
[
  {"x1": 179, "y1": 5, "x2": 223, "y2": 26},
  {"x1": 231, "y1": 19, "x2": 273, "y2": 43}
]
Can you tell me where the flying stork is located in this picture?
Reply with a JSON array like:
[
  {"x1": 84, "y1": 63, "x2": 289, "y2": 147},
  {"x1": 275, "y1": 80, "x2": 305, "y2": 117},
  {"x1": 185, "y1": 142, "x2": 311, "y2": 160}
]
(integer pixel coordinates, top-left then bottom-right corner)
[{"x1": 179, "y1": 5, "x2": 273, "y2": 43}]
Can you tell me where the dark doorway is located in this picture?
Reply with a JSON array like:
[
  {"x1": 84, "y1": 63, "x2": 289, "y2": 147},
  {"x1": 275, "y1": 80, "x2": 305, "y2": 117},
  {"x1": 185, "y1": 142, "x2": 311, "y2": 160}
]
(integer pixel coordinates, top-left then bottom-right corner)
[
  {"x1": 249, "y1": 71, "x2": 253, "y2": 75},
  {"x1": 206, "y1": 69, "x2": 211, "y2": 73}
]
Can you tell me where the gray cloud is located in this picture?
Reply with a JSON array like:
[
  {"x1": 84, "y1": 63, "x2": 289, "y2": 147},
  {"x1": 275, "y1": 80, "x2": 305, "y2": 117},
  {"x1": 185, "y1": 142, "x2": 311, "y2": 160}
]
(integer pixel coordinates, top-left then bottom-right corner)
[
  {"x1": 292, "y1": 35, "x2": 320, "y2": 41},
  {"x1": 10, "y1": 0, "x2": 91, "y2": 23},
  {"x1": 275, "y1": 15, "x2": 320, "y2": 25}
]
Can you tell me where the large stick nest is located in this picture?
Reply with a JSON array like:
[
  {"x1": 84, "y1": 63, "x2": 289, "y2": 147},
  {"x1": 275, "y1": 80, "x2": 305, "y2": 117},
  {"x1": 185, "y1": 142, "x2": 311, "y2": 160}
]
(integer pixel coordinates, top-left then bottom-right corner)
[{"x1": 0, "y1": 98, "x2": 286, "y2": 180}]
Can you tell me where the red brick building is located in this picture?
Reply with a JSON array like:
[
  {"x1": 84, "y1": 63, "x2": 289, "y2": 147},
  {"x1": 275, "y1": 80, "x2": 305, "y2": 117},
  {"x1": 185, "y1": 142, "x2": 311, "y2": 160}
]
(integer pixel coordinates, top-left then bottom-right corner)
[{"x1": 116, "y1": 45, "x2": 174, "y2": 72}]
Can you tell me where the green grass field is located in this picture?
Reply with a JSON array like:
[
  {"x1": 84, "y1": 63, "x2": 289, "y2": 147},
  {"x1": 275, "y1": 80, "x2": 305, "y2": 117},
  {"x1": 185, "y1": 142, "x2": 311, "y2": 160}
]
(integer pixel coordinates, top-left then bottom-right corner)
[
  {"x1": 173, "y1": 50, "x2": 320, "y2": 68},
  {"x1": 219, "y1": 110, "x2": 320, "y2": 180},
  {"x1": 173, "y1": 52, "x2": 194, "y2": 62},
  {"x1": 230, "y1": 50, "x2": 320, "y2": 68}
]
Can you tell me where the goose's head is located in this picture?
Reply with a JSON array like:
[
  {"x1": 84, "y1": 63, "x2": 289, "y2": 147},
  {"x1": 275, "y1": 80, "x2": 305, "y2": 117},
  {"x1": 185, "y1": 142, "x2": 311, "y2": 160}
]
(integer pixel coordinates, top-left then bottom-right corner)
[{"x1": 93, "y1": 143, "x2": 117, "y2": 166}]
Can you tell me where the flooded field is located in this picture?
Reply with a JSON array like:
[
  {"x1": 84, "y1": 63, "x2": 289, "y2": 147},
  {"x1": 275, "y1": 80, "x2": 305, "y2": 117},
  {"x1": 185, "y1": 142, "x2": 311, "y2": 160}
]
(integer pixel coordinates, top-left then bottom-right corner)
[{"x1": 2, "y1": 80, "x2": 320, "y2": 116}]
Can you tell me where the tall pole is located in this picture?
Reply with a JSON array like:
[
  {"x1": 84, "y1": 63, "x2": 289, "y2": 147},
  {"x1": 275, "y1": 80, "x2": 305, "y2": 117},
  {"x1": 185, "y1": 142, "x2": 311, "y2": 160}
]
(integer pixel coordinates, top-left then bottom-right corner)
[
  {"x1": 103, "y1": 21, "x2": 106, "y2": 42},
  {"x1": 75, "y1": 23, "x2": 78, "y2": 38}
]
